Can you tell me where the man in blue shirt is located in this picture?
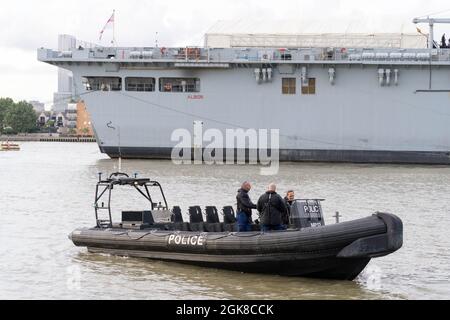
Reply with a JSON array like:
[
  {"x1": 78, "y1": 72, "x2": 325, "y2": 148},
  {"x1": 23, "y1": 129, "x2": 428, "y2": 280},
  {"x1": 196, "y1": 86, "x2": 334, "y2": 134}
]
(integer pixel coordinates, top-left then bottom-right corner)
[{"x1": 236, "y1": 182, "x2": 257, "y2": 232}]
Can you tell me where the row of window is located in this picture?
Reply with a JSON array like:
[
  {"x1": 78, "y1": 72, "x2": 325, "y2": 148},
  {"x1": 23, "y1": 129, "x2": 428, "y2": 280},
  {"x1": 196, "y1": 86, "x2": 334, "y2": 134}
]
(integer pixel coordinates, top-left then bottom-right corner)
[
  {"x1": 282, "y1": 78, "x2": 316, "y2": 95},
  {"x1": 82, "y1": 76, "x2": 315, "y2": 95},
  {"x1": 82, "y1": 77, "x2": 201, "y2": 93}
]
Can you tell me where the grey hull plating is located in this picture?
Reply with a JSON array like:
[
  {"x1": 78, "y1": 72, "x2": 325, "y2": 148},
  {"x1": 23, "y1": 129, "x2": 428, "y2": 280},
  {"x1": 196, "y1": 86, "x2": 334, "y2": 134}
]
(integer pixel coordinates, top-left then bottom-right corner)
[
  {"x1": 101, "y1": 146, "x2": 450, "y2": 165},
  {"x1": 70, "y1": 213, "x2": 403, "y2": 280}
]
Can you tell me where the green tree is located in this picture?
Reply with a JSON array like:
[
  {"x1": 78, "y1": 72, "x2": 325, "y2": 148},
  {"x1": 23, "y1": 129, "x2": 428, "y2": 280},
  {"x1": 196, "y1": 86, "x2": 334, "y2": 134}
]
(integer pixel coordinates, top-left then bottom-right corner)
[
  {"x1": 45, "y1": 120, "x2": 55, "y2": 128},
  {"x1": 3, "y1": 127, "x2": 15, "y2": 135},
  {"x1": 0, "y1": 98, "x2": 14, "y2": 132},
  {"x1": 82, "y1": 127, "x2": 90, "y2": 136},
  {"x1": 4, "y1": 101, "x2": 38, "y2": 133}
]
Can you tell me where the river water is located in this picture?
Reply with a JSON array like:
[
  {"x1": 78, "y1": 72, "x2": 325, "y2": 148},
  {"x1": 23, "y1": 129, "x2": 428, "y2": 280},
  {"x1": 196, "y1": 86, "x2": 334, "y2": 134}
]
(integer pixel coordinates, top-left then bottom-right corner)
[{"x1": 0, "y1": 142, "x2": 449, "y2": 300}]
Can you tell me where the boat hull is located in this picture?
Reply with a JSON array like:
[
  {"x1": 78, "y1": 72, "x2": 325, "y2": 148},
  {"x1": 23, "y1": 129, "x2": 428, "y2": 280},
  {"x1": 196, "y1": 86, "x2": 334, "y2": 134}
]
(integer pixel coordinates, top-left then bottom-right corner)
[
  {"x1": 87, "y1": 247, "x2": 371, "y2": 280},
  {"x1": 70, "y1": 213, "x2": 403, "y2": 280}
]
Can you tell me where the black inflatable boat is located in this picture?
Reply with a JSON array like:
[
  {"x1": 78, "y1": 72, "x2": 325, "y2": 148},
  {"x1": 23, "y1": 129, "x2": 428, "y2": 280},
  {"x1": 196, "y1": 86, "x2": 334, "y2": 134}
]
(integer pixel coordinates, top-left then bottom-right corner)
[{"x1": 70, "y1": 173, "x2": 403, "y2": 280}]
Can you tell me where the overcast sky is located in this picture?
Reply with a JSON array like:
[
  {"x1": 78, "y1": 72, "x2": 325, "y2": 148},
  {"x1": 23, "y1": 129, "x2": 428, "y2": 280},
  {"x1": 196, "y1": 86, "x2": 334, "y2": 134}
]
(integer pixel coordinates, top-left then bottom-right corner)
[{"x1": 0, "y1": 0, "x2": 449, "y2": 104}]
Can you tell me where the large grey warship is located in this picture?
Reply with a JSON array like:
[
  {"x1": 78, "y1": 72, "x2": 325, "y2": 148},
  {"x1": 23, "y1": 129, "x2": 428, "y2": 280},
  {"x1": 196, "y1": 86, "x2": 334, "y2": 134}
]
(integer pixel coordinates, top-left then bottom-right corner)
[{"x1": 38, "y1": 18, "x2": 450, "y2": 164}]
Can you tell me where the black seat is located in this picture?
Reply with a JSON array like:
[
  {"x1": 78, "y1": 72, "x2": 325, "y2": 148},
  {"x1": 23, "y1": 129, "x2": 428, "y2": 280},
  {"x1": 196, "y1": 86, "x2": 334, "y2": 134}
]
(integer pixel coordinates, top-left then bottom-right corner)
[
  {"x1": 222, "y1": 206, "x2": 238, "y2": 232},
  {"x1": 205, "y1": 206, "x2": 220, "y2": 223},
  {"x1": 222, "y1": 206, "x2": 237, "y2": 224},
  {"x1": 171, "y1": 207, "x2": 190, "y2": 231},
  {"x1": 204, "y1": 206, "x2": 222, "y2": 232},
  {"x1": 171, "y1": 206, "x2": 184, "y2": 223},
  {"x1": 189, "y1": 206, "x2": 204, "y2": 223},
  {"x1": 189, "y1": 206, "x2": 205, "y2": 232}
]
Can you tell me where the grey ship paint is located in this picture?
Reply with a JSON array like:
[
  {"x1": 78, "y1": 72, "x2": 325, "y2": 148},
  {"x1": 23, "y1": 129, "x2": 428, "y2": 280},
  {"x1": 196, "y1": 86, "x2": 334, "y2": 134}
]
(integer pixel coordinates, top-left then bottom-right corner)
[{"x1": 38, "y1": 31, "x2": 450, "y2": 164}]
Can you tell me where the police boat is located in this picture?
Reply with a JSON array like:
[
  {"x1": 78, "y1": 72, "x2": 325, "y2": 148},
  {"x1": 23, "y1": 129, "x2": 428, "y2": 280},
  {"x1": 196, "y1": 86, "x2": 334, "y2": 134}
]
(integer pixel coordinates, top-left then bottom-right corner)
[{"x1": 69, "y1": 173, "x2": 403, "y2": 281}]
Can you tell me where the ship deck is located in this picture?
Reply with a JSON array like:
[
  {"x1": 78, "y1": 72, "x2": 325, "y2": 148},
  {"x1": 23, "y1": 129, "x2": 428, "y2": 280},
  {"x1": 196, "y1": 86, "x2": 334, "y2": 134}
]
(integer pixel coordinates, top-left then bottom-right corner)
[{"x1": 38, "y1": 46, "x2": 450, "y2": 67}]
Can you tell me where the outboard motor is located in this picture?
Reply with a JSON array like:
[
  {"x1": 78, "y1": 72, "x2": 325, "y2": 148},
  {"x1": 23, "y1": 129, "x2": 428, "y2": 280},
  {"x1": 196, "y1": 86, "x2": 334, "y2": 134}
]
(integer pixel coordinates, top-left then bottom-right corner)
[{"x1": 290, "y1": 200, "x2": 325, "y2": 229}]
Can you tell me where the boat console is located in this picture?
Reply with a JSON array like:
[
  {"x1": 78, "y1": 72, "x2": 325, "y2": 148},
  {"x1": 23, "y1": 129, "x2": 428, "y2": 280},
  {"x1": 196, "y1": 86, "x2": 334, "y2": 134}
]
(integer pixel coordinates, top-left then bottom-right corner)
[{"x1": 290, "y1": 200, "x2": 326, "y2": 229}]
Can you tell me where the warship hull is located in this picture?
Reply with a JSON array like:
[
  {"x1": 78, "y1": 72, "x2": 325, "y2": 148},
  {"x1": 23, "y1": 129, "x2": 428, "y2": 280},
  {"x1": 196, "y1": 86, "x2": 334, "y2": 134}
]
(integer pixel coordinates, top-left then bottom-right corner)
[
  {"x1": 38, "y1": 45, "x2": 450, "y2": 164},
  {"x1": 101, "y1": 146, "x2": 450, "y2": 164}
]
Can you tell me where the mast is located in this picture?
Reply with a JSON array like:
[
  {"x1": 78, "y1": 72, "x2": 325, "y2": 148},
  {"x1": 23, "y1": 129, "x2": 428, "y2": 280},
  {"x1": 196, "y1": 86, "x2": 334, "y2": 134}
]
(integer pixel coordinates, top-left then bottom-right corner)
[
  {"x1": 112, "y1": 9, "x2": 116, "y2": 47},
  {"x1": 413, "y1": 17, "x2": 450, "y2": 48}
]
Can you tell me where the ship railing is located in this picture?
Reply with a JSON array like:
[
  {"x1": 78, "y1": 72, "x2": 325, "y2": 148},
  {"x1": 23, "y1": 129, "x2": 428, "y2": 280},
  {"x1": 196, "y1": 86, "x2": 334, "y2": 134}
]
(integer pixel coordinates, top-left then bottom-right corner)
[{"x1": 38, "y1": 46, "x2": 450, "y2": 63}]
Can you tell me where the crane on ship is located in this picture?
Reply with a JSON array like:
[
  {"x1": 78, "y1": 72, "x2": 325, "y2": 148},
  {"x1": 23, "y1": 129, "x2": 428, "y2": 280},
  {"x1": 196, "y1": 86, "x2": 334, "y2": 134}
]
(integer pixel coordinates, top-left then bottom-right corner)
[{"x1": 413, "y1": 17, "x2": 450, "y2": 49}]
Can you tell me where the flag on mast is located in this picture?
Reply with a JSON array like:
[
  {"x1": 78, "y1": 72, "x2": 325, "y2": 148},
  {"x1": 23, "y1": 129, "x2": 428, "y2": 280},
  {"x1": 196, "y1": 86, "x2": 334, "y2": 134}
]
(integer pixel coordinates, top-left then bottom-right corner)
[
  {"x1": 416, "y1": 27, "x2": 428, "y2": 36},
  {"x1": 99, "y1": 10, "x2": 115, "y2": 41}
]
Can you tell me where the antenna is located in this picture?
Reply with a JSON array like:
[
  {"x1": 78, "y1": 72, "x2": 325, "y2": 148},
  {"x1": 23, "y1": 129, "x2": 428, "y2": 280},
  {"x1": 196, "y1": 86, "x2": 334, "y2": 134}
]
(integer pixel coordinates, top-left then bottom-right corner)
[
  {"x1": 112, "y1": 9, "x2": 117, "y2": 47},
  {"x1": 107, "y1": 121, "x2": 122, "y2": 172},
  {"x1": 118, "y1": 125, "x2": 122, "y2": 172}
]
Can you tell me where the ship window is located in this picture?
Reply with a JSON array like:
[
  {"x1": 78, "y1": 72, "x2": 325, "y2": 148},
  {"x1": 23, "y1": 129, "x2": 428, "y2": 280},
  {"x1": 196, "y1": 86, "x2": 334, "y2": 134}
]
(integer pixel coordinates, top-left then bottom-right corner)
[
  {"x1": 82, "y1": 77, "x2": 122, "y2": 91},
  {"x1": 125, "y1": 77, "x2": 155, "y2": 92},
  {"x1": 281, "y1": 53, "x2": 292, "y2": 61},
  {"x1": 159, "y1": 78, "x2": 200, "y2": 93},
  {"x1": 282, "y1": 78, "x2": 296, "y2": 95},
  {"x1": 302, "y1": 78, "x2": 316, "y2": 95}
]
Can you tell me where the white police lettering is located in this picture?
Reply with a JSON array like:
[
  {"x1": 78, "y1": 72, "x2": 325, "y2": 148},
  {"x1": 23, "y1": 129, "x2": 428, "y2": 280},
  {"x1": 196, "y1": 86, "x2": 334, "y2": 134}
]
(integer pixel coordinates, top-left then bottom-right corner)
[
  {"x1": 304, "y1": 205, "x2": 320, "y2": 213},
  {"x1": 168, "y1": 235, "x2": 205, "y2": 246}
]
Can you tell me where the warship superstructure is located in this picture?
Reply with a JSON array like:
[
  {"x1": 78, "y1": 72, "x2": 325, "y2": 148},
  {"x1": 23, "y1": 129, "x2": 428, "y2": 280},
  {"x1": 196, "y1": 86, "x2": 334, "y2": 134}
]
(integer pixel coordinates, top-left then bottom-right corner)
[{"x1": 38, "y1": 18, "x2": 450, "y2": 164}]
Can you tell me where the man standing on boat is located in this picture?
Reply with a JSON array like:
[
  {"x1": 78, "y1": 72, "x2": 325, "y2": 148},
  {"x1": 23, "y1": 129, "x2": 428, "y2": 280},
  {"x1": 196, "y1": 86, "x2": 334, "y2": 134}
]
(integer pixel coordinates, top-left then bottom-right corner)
[
  {"x1": 283, "y1": 190, "x2": 296, "y2": 227},
  {"x1": 257, "y1": 184, "x2": 288, "y2": 232},
  {"x1": 236, "y1": 182, "x2": 257, "y2": 232}
]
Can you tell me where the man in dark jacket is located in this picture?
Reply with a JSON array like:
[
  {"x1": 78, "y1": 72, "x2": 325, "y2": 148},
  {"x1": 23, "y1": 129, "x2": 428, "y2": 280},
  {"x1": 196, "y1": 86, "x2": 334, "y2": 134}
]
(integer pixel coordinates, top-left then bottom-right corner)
[
  {"x1": 283, "y1": 190, "x2": 295, "y2": 226},
  {"x1": 236, "y1": 181, "x2": 257, "y2": 232},
  {"x1": 257, "y1": 184, "x2": 288, "y2": 232}
]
